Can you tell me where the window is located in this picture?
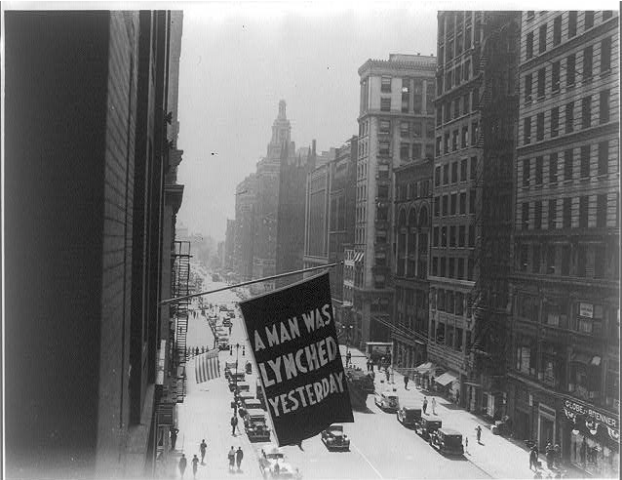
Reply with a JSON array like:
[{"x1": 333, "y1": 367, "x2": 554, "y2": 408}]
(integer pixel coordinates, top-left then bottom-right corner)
[
  {"x1": 441, "y1": 226, "x2": 447, "y2": 247},
  {"x1": 553, "y1": 16, "x2": 562, "y2": 45},
  {"x1": 577, "y1": 244, "x2": 587, "y2": 276},
  {"x1": 436, "y1": 136, "x2": 442, "y2": 156},
  {"x1": 526, "y1": 31, "x2": 534, "y2": 59},
  {"x1": 464, "y1": 59, "x2": 471, "y2": 80},
  {"x1": 533, "y1": 244, "x2": 541, "y2": 273},
  {"x1": 601, "y1": 37, "x2": 612, "y2": 73},
  {"x1": 523, "y1": 158, "x2": 531, "y2": 187},
  {"x1": 458, "y1": 225, "x2": 465, "y2": 247},
  {"x1": 549, "y1": 152, "x2": 558, "y2": 183},
  {"x1": 580, "y1": 145, "x2": 590, "y2": 178},
  {"x1": 468, "y1": 225, "x2": 475, "y2": 247},
  {"x1": 443, "y1": 164, "x2": 449, "y2": 185},
  {"x1": 527, "y1": 11, "x2": 535, "y2": 20},
  {"x1": 579, "y1": 196, "x2": 588, "y2": 228},
  {"x1": 451, "y1": 193, "x2": 457, "y2": 215},
  {"x1": 444, "y1": 133, "x2": 450, "y2": 153},
  {"x1": 379, "y1": 119, "x2": 391, "y2": 134},
  {"x1": 551, "y1": 107, "x2": 559, "y2": 137},
  {"x1": 539, "y1": 24, "x2": 547, "y2": 53},
  {"x1": 568, "y1": 11, "x2": 577, "y2": 37},
  {"x1": 565, "y1": 102, "x2": 574, "y2": 133},
  {"x1": 470, "y1": 157, "x2": 477, "y2": 180},
  {"x1": 561, "y1": 245, "x2": 571, "y2": 275},
  {"x1": 412, "y1": 143, "x2": 422, "y2": 159},
  {"x1": 442, "y1": 194, "x2": 448, "y2": 216},
  {"x1": 536, "y1": 112, "x2": 544, "y2": 141},
  {"x1": 434, "y1": 196, "x2": 440, "y2": 216},
  {"x1": 603, "y1": 11, "x2": 613, "y2": 20},
  {"x1": 594, "y1": 245, "x2": 606, "y2": 278},
  {"x1": 381, "y1": 76, "x2": 392, "y2": 93},
  {"x1": 400, "y1": 143, "x2": 410, "y2": 161},
  {"x1": 451, "y1": 162, "x2": 458, "y2": 184},
  {"x1": 524, "y1": 117, "x2": 532, "y2": 144},
  {"x1": 471, "y1": 121, "x2": 479, "y2": 145},
  {"x1": 598, "y1": 141, "x2": 609, "y2": 175},
  {"x1": 600, "y1": 90, "x2": 610, "y2": 124},
  {"x1": 548, "y1": 199, "x2": 557, "y2": 229},
  {"x1": 435, "y1": 166, "x2": 441, "y2": 186},
  {"x1": 537, "y1": 68, "x2": 546, "y2": 98},
  {"x1": 460, "y1": 159, "x2": 468, "y2": 181},
  {"x1": 400, "y1": 121, "x2": 410, "y2": 137},
  {"x1": 563, "y1": 198, "x2": 572, "y2": 228},
  {"x1": 567, "y1": 54, "x2": 576, "y2": 86},
  {"x1": 440, "y1": 257, "x2": 446, "y2": 277},
  {"x1": 452, "y1": 130, "x2": 458, "y2": 151},
  {"x1": 583, "y1": 46, "x2": 593, "y2": 80},
  {"x1": 522, "y1": 202, "x2": 530, "y2": 229},
  {"x1": 459, "y1": 192, "x2": 466, "y2": 214},
  {"x1": 546, "y1": 245, "x2": 556, "y2": 274},
  {"x1": 449, "y1": 226, "x2": 456, "y2": 247},
  {"x1": 564, "y1": 149, "x2": 573, "y2": 181},
  {"x1": 380, "y1": 97, "x2": 391, "y2": 112},
  {"x1": 457, "y1": 259, "x2": 465, "y2": 279},
  {"x1": 463, "y1": 93, "x2": 470, "y2": 114},
  {"x1": 461, "y1": 126, "x2": 468, "y2": 148},
  {"x1": 524, "y1": 73, "x2": 533, "y2": 101},
  {"x1": 535, "y1": 201, "x2": 543, "y2": 229},
  {"x1": 379, "y1": 140, "x2": 390, "y2": 156},
  {"x1": 433, "y1": 227, "x2": 440, "y2": 247},
  {"x1": 536, "y1": 156, "x2": 543, "y2": 185},
  {"x1": 552, "y1": 61, "x2": 560, "y2": 92},
  {"x1": 597, "y1": 194, "x2": 607, "y2": 228},
  {"x1": 582, "y1": 96, "x2": 592, "y2": 128},
  {"x1": 472, "y1": 88, "x2": 479, "y2": 110},
  {"x1": 585, "y1": 11, "x2": 594, "y2": 30},
  {"x1": 444, "y1": 102, "x2": 451, "y2": 123}
]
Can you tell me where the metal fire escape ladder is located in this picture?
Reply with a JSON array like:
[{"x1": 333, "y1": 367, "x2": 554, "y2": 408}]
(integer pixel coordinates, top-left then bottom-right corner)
[{"x1": 172, "y1": 241, "x2": 191, "y2": 372}]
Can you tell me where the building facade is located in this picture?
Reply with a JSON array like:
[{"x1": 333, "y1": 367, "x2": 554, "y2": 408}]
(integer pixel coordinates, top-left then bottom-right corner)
[
  {"x1": 392, "y1": 159, "x2": 433, "y2": 377},
  {"x1": 5, "y1": 10, "x2": 185, "y2": 479},
  {"x1": 508, "y1": 10, "x2": 619, "y2": 477},
  {"x1": 356, "y1": 53, "x2": 437, "y2": 348},
  {"x1": 224, "y1": 218, "x2": 235, "y2": 274},
  {"x1": 233, "y1": 174, "x2": 258, "y2": 282}
]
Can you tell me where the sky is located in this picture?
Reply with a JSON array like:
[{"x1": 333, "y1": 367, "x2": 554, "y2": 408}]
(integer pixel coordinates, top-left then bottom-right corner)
[{"x1": 176, "y1": 2, "x2": 439, "y2": 240}]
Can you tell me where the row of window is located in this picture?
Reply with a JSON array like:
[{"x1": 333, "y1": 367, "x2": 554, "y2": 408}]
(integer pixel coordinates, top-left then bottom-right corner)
[
  {"x1": 429, "y1": 320, "x2": 468, "y2": 353},
  {"x1": 438, "y1": 58, "x2": 473, "y2": 95},
  {"x1": 516, "y1": 241, "x2": 619, "y2": 280},
  {"x1": 520, "y1": 139, "x2": 614, "y2": 187},
  {"x1": 433, "y1": 224, "x2": 476, "y2": 248},
  {"x1": 436, "y1": 122, "x2": 480, "y2": 156},
  {"x1": 431, "y1": 255, "x2": 475, "y2": 281},
  {"x1": 436, "y1": 88, "x2": 479, "y2": 126},
  {"x1": 435, "y1": 156, "x2": 478, "y2": 186},
  {"x1": 433, "y1": 190, "x2": 477, "y2": 217},
  {"x1": 399, "y1": 142, "x2": 435, "y2": 162},
  {"x1": 523, "y1": 90, "x2": 613, "y2": 144},
  {"x1": 519, "y1": 192, "x2": 619, "y2": 231},
  {"x1": 524, "y1": 42, "x2": 613, "y2": 105},
  {"x1": 525, "y1": 11, "x2": 615, "y2": 61},
  {"x1": 396, "y1": 180, "x2": 431, "y2": 201},
  {"x1": 400, "y1": 119, "x2": 435, "y2": 139}
]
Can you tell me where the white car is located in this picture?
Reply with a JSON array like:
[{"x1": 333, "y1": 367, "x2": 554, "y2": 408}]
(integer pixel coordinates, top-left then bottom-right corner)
[{"x1": 374, "y1": 388, "x2": 400, "y2": 412}]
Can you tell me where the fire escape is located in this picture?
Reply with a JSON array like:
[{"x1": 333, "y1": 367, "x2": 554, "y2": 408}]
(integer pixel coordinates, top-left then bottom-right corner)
[
  {"x1": 465, "y1": 13, "x2": 519, "y2": 401},
  {"x1": 171, "y1": 240, "x2": 191, "y2": 402}
]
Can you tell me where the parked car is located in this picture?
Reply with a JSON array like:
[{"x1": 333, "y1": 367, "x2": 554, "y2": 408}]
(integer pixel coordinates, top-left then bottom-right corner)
[
  {"x1": 374, "y1": 388, "x2": 400, "y2": 412},
  {"x1": 245, "y1": 398, "x2": 264, "y2": 411},
  {"x1": 244, "y1": 408, "x2": 271, "y2": 442},
  {"x1": 429, "y1": 428, "x2": 464, "y2": 456},
  {"x1": 415, "y1": 417, "x2": 443, "y2": 441},
  {"x1": 396, "y1": 404, "x2": 422, "y2": 428},
  {"x1": 321, "y1": 424, "x2": 350, "y2": 451},
  {"x1": 258, "y1": 445, "x2": 302, "y2": 479},
  {"x1": 222, "y1": 318, "x2": 232, "y2": 328}
]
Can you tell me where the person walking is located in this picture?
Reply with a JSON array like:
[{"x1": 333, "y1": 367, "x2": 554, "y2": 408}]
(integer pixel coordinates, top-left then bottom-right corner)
[
  {"x1": 422, "y1": 397, "x2": 428, "y2": 415},
  {"x1": 170, "y1": 427, "x2": 178, "y2": 451},
  {"x1": 178, "y1": 454, "x2": 187, "y2": 479},
  {"x1": 199, "y1": 439, "x2": 207, "y2": 464},
  {"x1": 230, "y1": 414, "x2": 239, "y2": 436},
  {"x1": 404, "y1": 375, "x2": 409, "y2": 390},
  {"x1": 476, "y1": 425, "x2": 482, "y2": 443},
  {"x1": 235, "y1": 446, "x2": 244, "y2": 471},
  {"x1": 530, "y1": 445, "x2": 539, "y2": 471},
  {"x1": 228, "y1": 446, "x2": 236, "y2": 473},
  {"x1": 191, "y1": 454, "x2": 199, "y2": 479},
  {"x1": 545, "y1": 441, "x2": 553, "y2": 469},
  {"x1": 431, "y1": 397, "x2": 437, "y2": 415},
  {"x1": 553, "y1": 444, "x2": 560, "y2": 469}
]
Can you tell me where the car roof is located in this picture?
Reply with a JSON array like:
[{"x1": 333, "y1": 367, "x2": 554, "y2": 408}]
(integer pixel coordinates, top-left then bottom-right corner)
[
  {"x1": 439, "y1": 428, "x2": 462, "y2": 435},
  {"x1": 246, "y1": 408, "x2": 267, "y2": 416}
]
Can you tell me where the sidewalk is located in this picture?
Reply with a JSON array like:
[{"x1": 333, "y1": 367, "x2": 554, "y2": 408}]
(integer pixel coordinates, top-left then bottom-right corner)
[{"x1": 343, "y1": 345, "x2": 585, "y2": 479}]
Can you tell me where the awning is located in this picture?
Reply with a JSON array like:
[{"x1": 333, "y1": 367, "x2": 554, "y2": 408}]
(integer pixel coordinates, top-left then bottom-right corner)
[
  {"x1": 414, "y1": 362, "x2": 435, "y2": 374},
  {"x1": 435, "y1": 372, "x2": 459, "y2": 387},
  {"x1": 571, "y1": 352, "x2": 592, "y2": 364}
]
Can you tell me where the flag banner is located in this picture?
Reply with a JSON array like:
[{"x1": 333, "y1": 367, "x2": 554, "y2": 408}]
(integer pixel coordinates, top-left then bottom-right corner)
[
  {"x1": 195, "y1": 349, "x2": 221, "y2": 383},
  {"x1": 239, "y1": 272, "x2": 354, "y2": 446}
]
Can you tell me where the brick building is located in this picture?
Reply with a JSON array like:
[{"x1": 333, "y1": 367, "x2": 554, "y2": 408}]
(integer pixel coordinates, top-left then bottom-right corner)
[
  {"x1": 5, "y1": 10, "x2": 185, "y2": 479},
  {"x1": 508, "y1": 10, "x2": 619, "y2": 477},
  {"x1": 233, "y1": 174, "x2": 258, "y2": 282}
]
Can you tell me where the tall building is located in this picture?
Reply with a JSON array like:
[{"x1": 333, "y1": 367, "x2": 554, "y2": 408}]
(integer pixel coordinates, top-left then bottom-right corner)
[
  {"x1": 392, "y1": 158, "x2": 433, "y2": 374},
  {"x1": 233, "y1": 174, "x2": 257, "y2": 282},
  {"x1": 508, "y1": 11, "x2": 619, "y2": 476},
  {"x1": 5, "y1": 10, "x2": 185, "y2": 479},
  {"x1": 430, "y1": 11, "x2": 520, "y2": 414},
  {"x1": 224, "y1": 218, "x2": 235, "y2": 274},
  {"x1": 355, "y1": 54, "x2": 436, "y2": 347}
]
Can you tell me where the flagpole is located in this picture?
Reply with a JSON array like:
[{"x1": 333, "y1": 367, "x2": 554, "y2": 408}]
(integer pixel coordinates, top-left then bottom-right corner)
[{"x1": 160, "y1": 262, "x2": 341, "y2": 306}]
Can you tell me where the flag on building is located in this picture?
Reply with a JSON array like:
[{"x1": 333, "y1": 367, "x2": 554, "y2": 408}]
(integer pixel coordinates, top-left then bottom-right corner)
[{"x1": 195, "y1": 349, "x2": 220, "y2": 383}]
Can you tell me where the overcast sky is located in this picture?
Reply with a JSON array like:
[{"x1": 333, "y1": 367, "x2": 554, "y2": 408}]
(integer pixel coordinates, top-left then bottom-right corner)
[{"x1": 176, "y1": 2, "x2": 440, "y2": 240}]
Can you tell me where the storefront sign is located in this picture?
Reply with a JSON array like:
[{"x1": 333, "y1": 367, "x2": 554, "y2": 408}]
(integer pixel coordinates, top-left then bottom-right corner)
[
  {"x1": 240, "y1": 273, "x2": 353, "y2": 446},
  {"x1": 563, "y1": 397, "x2": 619, "y2": 443},
  {"x1": 579, "y1": 302, "x2": 594, "y2": 318}
]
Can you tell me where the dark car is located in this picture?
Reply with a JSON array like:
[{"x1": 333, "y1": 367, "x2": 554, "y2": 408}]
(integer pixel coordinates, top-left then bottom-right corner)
[
  {"x1": 396, "y1": 404, "x2": 422, "y2": 428},
  {"x1": 321, "y1": 424, "x2": 350, "y2": 451},
  {"x1": 415, "y1": 417, "x2": 442, "y2": 440},
  {"x1": 429, "y1": 428, "x2": 464, "y2": 456}
]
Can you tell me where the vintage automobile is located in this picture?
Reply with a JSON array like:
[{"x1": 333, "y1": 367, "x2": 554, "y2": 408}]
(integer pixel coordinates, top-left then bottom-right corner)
[
  {"x1": 237, "y1": 391, "x2": 254, "y2": 407},
  {"x1": 374, "y1": 388, "x2": 400, "y2": 412},
  {"x1": 429, "y1": 428, "x2": 464, "y2": 456},
  {"x1": 415, "y1": 417, "x2": 443, "y2": 441},
  {"x1": 396, "y1": 404, "x2": 422, "y2": 428},
  {"x1": 244, "y1": 408, "x2": 271, "y2": 442},
  {"x1": 226, "y1": 367, "x2": 245, "y2": 383},
  {"x1": 222, "y1": 318, "x2": 232, "y2": 328},
  {"x1": 244, "y1": 398, "x2": 264, "y2": 411},
  {"x1": 259, "y1": 445, "x2": 302, "y2": 479},
  {"x1": 321, "y1": 424, "x2": 350, "y2": 451}
]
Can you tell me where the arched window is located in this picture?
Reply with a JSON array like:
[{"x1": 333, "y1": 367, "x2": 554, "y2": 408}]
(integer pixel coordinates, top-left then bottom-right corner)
[
  {"x1": 419, "y1": 205, "x2": 429, "y2": 228},
  {"x1": 398, "y1": 209, "x2": 407, "y2": 228},
  {"x1": 408, "y1": 207, "x2": 418, "y2": 228}
]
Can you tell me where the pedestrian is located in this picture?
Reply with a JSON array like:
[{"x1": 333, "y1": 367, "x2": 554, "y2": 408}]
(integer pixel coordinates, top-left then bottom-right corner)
[
  {"x1": 422, "y1": 397, "x2": 428, "y2": 415},
  {"x1": 230, "y1": 414, "x2": 239, "y2": 436},
  {"x1": 530, "y1": 446, "x2": 539, "y2": 471},
  {"x1": 191, "y1": 454, "x2": 199, "y2": 479},
  {"x1": 346, "y1": 351, "x2": 352, "y2": 366},
  {"x1": 465, "y1": 436, "x2": 469, "y2": 454},
  {"x1": 200, "y1": 439, "x2": 207, "y2": 464},
  {"x1": 170, "y1": 427, "x2": 178, "y2": 450},
  {"x1": 228, "y1": 446, "x2": 235, "y2": 472},
  {"x1": 235, "y1": 446, "x2": 244, "y2": 471},
  {"x1": 545, "y1": 441, "x2": 553, "y2": 469},
  {"x1": 476, "y1": 425, "x2": 482, "y2": 443},
  {"x1": 553, "y1": 444, "x2": 560, "y2": 468},
  {"x1": 385, "y1": 367, "x2": 390, "y2": 382},
  {"x1": 431, "y1": 397, "x2": 437, "y2": 415},
  {"x1": 178, "y1": 454, "x2": 187, "y2": 479},
  {"x1": 404, "y1": 375, "x2": 409, "y2": 390}
]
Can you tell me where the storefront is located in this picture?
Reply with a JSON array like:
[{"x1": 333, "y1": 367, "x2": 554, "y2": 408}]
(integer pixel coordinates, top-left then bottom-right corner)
[
  {"x1": 434, "y1": 370, "x2": 460, "y2": 402},
  {"x1": 563, "y1": 397, "x2": 619, "y2": 478}
]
